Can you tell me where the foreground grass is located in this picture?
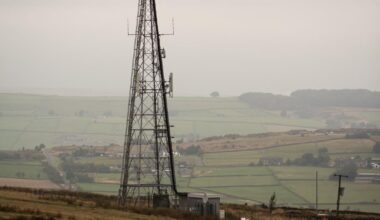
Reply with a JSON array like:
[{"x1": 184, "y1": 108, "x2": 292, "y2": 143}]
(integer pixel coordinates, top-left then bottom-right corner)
[
  {"x1": 0, "y1": 190, "x2": 166, "y2": 220},
  {"x1": 0, "y1": 187, "x2": 214, "y2": 220},
  {"x1": 1, "y1": 187, "x2": 379, "y2": 220}
]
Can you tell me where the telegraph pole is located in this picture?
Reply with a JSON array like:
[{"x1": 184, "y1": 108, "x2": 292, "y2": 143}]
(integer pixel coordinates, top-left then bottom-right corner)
[
  {"x1": 334, "y1": 174, "x2": 348, "y2": 216},
  {"x1": 315, "y1": 171, "x2": 318, "y2": 211}
]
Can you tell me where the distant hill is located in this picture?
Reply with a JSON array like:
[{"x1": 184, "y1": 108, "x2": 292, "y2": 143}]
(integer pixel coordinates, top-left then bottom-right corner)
[{"x1": 240, "y1": 89, "x2": 380, "y2": 110}]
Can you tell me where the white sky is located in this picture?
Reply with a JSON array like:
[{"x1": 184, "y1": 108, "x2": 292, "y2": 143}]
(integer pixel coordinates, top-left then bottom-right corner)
[{"x1": 0, "y1": 0, "x2": 379, "y2": 96}]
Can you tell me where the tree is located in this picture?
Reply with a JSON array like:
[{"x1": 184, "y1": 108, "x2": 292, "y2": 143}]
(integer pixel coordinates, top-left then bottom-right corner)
[
  {"x1": 292, "y1": 153, "x2": 315, "y2": 166},
  {"x1": 239, "y1": 92, "x2": 294, "y2": 110},
  {"x1": 78, "y1": 110, "x2": 86, "y2": 117},
  {"x1": 48, "y1": 109, "x2": 56, "y2": 116},
  {"x1": 373, "y1": 142, "x2": 380, "y2": 153},
  {"x1": 34, "y1": 143, "x2": 46, "y2": 151},
  {"x1": 346, "y1": 132, "x2": 370, "y2": 139},
  {"x1": 239, "y1": 89, "x2": 380, "y2": 110},
  {"x1": 317, "y1": 147, "x2": 330, "y2": 166},
  {"x1": 76, "y1": 173, "x2": 94, "y2": 183},
  {"x1": 268, "y1": 192, "x2": 276, "y2": 214},
  {"x1": 65, "y1": 169, "x2": 76, "y2": 182},
  {"x1": 299, "y1": 152, "x2": 317, "y2": 165},
  {"x1": 42, "y1": 161, "x2": 64, "y2": 184},
  {"x1": 210, "y1": 91, "x2": 220, "y2": 98},
  {"x1": 366, "y1": 157, "x2": 372, "y2": 168},
  {"x1": 280, "y1": 110, "x2": 287, "y2": 117},
  {"x1": 331, "y1": 161, "x2": 358, "y2": 181},
  {"x1": 177, "y1": 145, "x2": 202, "y2": 156},
  {"x1": 285, "y1": 158, "x2": 292, "y2": 165}
]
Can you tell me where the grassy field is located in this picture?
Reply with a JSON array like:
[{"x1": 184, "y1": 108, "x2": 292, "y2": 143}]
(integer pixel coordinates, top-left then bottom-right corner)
[
  {"x1": 94, "y1": 173, "x2": 121, "y2": 183},
  {"x1": 189, "y1": 175, "x2": 278, "y2": 188},
  {"x1": 0, "y1": 161, "x2": 48, "y2": 179},
  {"x1": 6, "y1": 93, "x2": 380, "y2": 150},
  {"x1": 193, "y1": 166, "x2": 272, "y2": 177},
  {"x1": 207, "y1": 185, "x2": 307, "y2": 204},
  {"x1": 184, "y1": 165, "x2": 380, "y2": 213},
  {"x1": 271, "y1": 166, "x2": 334, "y2": 180},
  {"x1": 180, "y1": 135, "x2": 380, "y2": 213},
  {"x1": 49, "y1": 133, "x2": 380, "y2": 214},
  {"x1": 0, "y1": 134, "x2": 379, "y2": 214},
  {"x1": 77, "y1": 182, "x2": 119, "y2": 194},
  {"x1": 76, "y1": 157, "x2": 121, "y2": 166},
  {"x1": 201, "y1": 138, "x2": 375, "y2": 166},
  {"x1": 2, "y1": 93, "x2": 380, "y2": 214}
]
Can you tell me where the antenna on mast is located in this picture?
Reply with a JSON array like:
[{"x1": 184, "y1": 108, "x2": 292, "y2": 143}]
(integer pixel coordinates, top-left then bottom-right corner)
[{"x1": 169, "y1": 73, "x2": 174, "y2": 98}]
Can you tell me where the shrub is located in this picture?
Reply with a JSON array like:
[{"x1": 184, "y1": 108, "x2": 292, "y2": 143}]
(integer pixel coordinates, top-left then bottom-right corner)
[
  {"x1": 41, "y1": 162, "x2": 64, "y2": 184},
  {"x1": 330, "y1": 161, "x2": 358, "y2": 181},
  {"x1": 269, "y1": 193, "x2": 276, "y2": 214},
  {"x1": 177, "y1": 145, "x2": 202, "y2": 156},
  {"x1": 346, "y1": 132, "x2": 370, "y2": 139}
]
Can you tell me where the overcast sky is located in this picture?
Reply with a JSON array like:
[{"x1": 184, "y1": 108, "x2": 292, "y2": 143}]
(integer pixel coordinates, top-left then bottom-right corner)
[{"x1": 0, "y1": 0, "x2": 379, "y2": 96}]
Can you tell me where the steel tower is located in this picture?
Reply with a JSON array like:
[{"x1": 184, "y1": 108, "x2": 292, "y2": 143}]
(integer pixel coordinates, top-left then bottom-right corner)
[{"x1": 118, "y1": 0, "x2": 178, "y2": 208}]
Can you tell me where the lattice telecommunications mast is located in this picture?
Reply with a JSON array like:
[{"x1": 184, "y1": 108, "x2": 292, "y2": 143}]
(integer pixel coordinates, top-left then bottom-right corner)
[{"x1": 118, "y1": 0, "x2": 178, "y2": 208}]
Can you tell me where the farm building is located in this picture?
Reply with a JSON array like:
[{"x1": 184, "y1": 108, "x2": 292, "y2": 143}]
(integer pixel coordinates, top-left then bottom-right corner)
[
  {"x1": 179, "y1": 192, "x2": 221, "y2": 218},
  {"x1": 334, "y1": 158, "x2": 369, "y2": 168},
  {"x1": 178, "y1": 162, "x2": 192, "y2": 177},
  {"x1": 259, "y1": 157, "x2": 283, "y2": 166},
  {"x1": 355, "y1": 173, "x2": 380, "y2": 184}
]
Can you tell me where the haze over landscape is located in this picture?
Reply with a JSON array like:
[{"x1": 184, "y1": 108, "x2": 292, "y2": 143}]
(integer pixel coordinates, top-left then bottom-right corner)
[
  {"x1": 1, "y1": 0, "x2": 380, "y2": 96},
  {"x1": 1, "y1": 0, "x2": 380, "y2": 219}
]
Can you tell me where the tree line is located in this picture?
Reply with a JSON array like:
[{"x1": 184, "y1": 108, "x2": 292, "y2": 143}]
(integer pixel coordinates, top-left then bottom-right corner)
[{"x1": 239, "y1": 89, "x2": 380, "y2": 110}]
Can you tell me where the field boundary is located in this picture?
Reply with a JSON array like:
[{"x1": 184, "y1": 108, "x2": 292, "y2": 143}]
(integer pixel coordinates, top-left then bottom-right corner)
[{"x1": 202, "y1": 137, "x2": 344, "y2": 154}]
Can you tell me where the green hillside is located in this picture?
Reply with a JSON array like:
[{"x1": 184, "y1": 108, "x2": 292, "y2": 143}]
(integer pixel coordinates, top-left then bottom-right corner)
[
  {"x1": 4, "y1": 93, "x2": 379, "y2": 150},
  {"x1": 18, "y1": 131, "x2": 377, "y2": 214}
]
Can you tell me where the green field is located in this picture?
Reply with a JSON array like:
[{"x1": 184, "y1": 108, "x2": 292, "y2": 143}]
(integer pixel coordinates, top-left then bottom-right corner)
[
  {"x1": 0, "y1": 161, "x2": 48, "y2": 179},
  {"x1": 271, "y1": 166, "x2": 334, "y2": 180},
  {"x1": 0, "y1": 136, "x2": 376, "y2": 213},
  {"x1": 94, "y1": 173, "x2": 121, "y2": 182},
  {"x1": 67, "y1": 136, "x2": 380, "y2": 214},
  {"x1": 1, "y1": 93, "x2": 380, "y2": 213},
  {"x1": 193, "y1": 166, "x2": 272, "y2": 177},
  {"x1": 77, "y1": 182, "x2": 119, "y2": 194},
  {"x1": 189, "y1": 175, "x2": 278, "y2": 188},
  {"x1": 206, "y1": 185, "x2": 307, "y2": 204},
  {"x1": 202, "y1": 138, "x2": 375, "y2": 166},
  {"x1": 76, "y1": 157, "x2": 120, "y2": 166},
  {"x1": 0, "y1": 93, "x2": 350, "y2": 150}
]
